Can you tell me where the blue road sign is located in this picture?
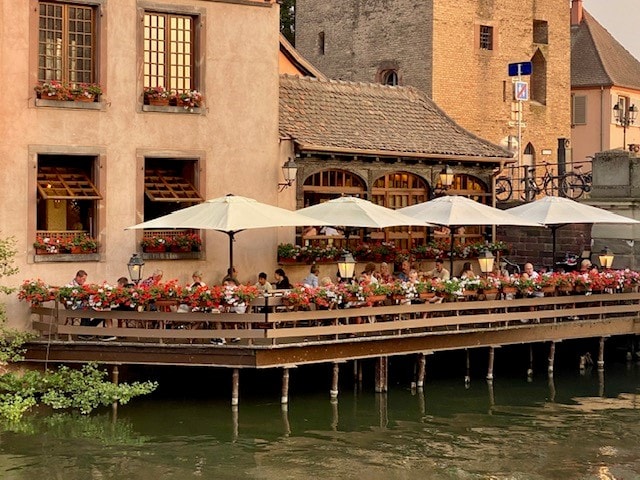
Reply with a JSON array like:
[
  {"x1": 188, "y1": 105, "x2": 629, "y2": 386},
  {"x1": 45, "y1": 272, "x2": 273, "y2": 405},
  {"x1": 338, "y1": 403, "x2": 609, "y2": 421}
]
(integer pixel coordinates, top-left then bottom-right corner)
[{"x1": 508, "y1": 61, "x2": 532, "y2": 76}]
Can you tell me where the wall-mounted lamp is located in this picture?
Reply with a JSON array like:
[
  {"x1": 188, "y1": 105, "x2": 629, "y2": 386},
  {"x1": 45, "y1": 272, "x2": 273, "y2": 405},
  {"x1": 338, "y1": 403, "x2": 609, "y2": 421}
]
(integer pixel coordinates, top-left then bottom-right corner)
[
  {"x1": 598, "y1": 247, "x2": 614, "y2": 270},
  {"x1": 127, "y1": 253, "x2": 145, "y2": 284},
  {"x1": 278, "y1": 157, "x2": 298, "y2": 191},
  {"x1": 433, "y1": 165, "x2": 454, "y2": 197}
]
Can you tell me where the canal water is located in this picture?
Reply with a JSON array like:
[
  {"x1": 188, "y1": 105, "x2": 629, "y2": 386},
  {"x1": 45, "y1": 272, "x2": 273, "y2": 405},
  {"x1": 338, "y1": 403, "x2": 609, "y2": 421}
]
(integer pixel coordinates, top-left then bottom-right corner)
[{"x1": 1, "y1": 353, "x2": 640, "y2": 479}]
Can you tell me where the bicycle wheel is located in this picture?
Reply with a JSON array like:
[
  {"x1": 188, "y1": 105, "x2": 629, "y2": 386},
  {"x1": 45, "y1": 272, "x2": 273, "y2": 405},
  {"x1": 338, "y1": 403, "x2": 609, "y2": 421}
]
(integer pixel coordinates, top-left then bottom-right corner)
[
  {"x1": 495, "y1": 177, "x2": 512, "y2": 201},
  {"x1": 560, "y1": 172, "x2": 585, "y2": 199},
  {"x1": 543, "y1": 175, "x2": 560, "y2": 196}
]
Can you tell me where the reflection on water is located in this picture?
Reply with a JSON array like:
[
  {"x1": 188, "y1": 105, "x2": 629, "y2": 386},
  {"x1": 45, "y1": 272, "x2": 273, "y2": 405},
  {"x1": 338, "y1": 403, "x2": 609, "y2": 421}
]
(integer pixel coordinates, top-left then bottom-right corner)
[{"x1": 1, "y1": 364, "x2": 640, "y2": 479}]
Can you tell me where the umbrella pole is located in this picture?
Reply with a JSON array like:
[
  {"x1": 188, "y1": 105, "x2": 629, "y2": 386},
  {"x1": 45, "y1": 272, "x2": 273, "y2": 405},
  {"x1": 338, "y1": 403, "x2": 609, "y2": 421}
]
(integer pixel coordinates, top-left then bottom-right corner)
[
  {"x1": 228, "y1": 232, "x2": 235, "y2": 273},
  {"x1": 551, "y1": 226, "x2": 557, "y2": 271},
  {"x1": 450, "y1": 229, "x2": 455, "y2": 274}
]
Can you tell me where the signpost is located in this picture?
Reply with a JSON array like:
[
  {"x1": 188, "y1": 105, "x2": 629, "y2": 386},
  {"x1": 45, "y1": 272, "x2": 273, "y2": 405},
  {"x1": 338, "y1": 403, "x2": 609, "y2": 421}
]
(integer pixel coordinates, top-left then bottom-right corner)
[{"x1": 507, "y1": 62, "x2": 533, "y2": 195}]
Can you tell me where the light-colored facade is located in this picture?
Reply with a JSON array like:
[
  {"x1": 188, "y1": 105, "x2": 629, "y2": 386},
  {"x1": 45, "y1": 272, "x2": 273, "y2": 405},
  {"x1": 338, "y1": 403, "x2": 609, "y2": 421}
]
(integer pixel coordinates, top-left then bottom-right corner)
[
  {"x1": 295, "y1": 0, "x2": 572, "y2": 179},
  {"x1": 570, "y1": 1, "x2": 640, "y2": 165},
  {"x1": 0, "y1": 0, "x2": 286, "y2": 326}
]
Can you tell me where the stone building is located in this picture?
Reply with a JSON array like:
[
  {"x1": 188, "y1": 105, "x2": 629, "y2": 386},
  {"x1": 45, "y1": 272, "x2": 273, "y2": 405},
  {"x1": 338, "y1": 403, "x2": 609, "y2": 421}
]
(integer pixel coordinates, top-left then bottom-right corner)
[
  {"x1": 279, "y1": 74, "x2": 513, "y2": 250},
  {"x1": 295, "y1": 0, "x2": 572, "y2": 188},
  {"x1": 570, "y1": 0, "x2": 640, "y2": 165},
  {"x1": 0, "y1": 0, "x2": 283, "y2": 325}
]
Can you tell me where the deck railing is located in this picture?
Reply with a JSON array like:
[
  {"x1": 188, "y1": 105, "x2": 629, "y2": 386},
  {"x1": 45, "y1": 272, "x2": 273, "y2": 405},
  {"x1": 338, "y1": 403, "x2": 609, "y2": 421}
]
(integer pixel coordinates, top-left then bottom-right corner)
[{"x1": 30, "y1": 292, "x2": 640, "y2": 346}]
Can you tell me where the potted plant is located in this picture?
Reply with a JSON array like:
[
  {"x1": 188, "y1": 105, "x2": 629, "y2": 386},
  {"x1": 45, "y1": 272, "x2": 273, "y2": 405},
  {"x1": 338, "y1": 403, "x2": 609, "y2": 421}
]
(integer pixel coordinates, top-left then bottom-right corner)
[
  {"x1": 70, "y1": 82, "x2": 102, "y2": 102},
  {"x1": 34, "y1": 81, "x2": 72, "y2": 101},
  {"x1": 140, "y1": 235, "x2": 168, "y2": 252},
  {"x1": 143, "y1": 86, "x2": 172, "y2": 106},
  {"x1": 17, "y1": 279, "x2": 56, "y2": 306},
  {"x1": 178, "y1": 89, "x2": 203, "y2": 110},
  {"x1": 69, "y1": 233, "x2": 98, "y2": 253},
  {"x1": 33, "y1": 235, "x2": 61, "y2": 254},
  {"x1": 277, "y1": 243, "x2": 299, "y2": 263},
  {"x1": 167, "y1": 233, "x2": 193, "y2": 252}
]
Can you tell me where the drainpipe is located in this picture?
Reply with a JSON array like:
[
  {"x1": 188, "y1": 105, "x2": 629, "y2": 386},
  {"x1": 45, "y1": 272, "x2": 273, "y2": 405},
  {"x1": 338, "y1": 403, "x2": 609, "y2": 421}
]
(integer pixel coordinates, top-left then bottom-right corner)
[{"x1": 600, "y1": 87, "x2": 605, "y2": 151}]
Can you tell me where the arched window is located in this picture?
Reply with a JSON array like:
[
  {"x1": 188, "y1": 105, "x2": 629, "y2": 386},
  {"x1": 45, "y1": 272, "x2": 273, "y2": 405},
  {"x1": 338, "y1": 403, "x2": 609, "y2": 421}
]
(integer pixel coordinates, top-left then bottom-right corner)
[
  {"x1": 371, "y1": 171, "x2": 429, "y2": 249},
  {"x1": 531, "y1": 49, "x2": 547, "y2": 105},
  {"x1": 381, "y1": 70, "x2": 398, "y2": 86},
  {"x1": 302, "y1": 169, "x2": 366, "y2": 207}
]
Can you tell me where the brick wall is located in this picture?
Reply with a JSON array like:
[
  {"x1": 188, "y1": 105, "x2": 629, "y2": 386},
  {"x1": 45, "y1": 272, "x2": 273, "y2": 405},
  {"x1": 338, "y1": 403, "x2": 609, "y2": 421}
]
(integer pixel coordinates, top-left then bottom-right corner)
[
  {"x1": 295, "y1": 0, "x2": 571, "y2": 168},
  {"x1": 496, "y1": 223, "x2": 592, "y2": 271}
]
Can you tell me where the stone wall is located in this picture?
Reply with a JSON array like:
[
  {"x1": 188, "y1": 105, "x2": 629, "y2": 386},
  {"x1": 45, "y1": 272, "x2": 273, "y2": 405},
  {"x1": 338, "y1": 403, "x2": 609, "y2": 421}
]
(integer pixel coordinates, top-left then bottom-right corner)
[
  {"x1": 295, "y1": 0, "x2": 571, "y2": 166},
  {"x1": 589, "y1": 150, "x2": 640, "y2": 269}
]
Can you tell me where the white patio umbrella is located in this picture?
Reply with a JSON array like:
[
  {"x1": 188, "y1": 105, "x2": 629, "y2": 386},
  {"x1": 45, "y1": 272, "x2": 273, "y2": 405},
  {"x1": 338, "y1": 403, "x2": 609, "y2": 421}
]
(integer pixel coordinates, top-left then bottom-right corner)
[
  {"x1": 127, "y1": 194, "x2": 328, "y2": 270},
  {"x1": 296, "y1": 196, "x2": 435, "y2": 228},
  {"x1": 398, "y1": 195, "x2": 541, "y2": 271},
  {"x1": 505, "y1": 196, "x2": 639, "y2": 266}
]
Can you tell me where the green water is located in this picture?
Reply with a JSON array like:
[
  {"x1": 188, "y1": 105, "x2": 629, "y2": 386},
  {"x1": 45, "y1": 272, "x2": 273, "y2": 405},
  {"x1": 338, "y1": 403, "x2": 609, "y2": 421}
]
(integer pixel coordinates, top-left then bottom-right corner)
[{"x1": 1, "y1": 363, "x2": 640, "y2": 479}]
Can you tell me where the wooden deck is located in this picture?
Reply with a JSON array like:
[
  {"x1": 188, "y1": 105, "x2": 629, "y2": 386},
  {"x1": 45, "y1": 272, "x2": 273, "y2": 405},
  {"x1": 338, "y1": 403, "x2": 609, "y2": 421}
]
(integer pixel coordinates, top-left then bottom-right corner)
[{"x1": 24, "y1": 292, "x2": 640, "y2": 368}]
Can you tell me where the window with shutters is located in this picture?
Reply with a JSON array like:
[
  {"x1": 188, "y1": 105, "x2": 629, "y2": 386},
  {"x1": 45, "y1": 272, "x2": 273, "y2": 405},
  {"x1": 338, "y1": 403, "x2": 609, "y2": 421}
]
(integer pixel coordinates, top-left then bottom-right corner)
[
  {"x1": 572, "y1": 95, "x2": 587, "y2": 125},
  {"x1": 35, "y1": 154, "x2": 102, "y2": 257}
]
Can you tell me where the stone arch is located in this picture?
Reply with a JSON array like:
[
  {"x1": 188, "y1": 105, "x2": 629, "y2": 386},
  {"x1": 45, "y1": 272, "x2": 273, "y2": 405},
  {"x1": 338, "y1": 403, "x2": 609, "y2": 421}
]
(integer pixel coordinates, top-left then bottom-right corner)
[{"x1": 302, "y1": 169, "x2": 367, "y2": 207}]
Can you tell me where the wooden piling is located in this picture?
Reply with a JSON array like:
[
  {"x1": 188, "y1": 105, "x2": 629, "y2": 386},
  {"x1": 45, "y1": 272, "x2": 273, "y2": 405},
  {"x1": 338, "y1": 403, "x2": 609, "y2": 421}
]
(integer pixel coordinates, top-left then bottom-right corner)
[
  {"x1": 486, "y1": 347, "x2": 495, "y2": 380},
  {"x1": 598, "y1": 337, "x2": 606, "y2": 370},
  {"x1": 281, "y1": 367, "x2": 289, "y2": 405},
  {"x1": 375, "y1": 356, "x2": 388, "y2": 393},
  {"x1": 417, "y1": 353, "x2": 426, "y2": 388},
  {"x1": 111, "y1": 365, "x2": 119, "y2": 385},
  {"x1": 330, "y1": 362, "x2": 339, "y2": 399},
  {"x1": 231, "y1": 368, "x2": 240, "y2": 406},
  {"x1": 464, "y1": 349, "x2": 471, "y2": 386},
  {"x1": 548, "y1": 342, "x2": 556, "y2": 375},
  {"x1": 527, "y1": 345, "x2": 534, "y2": 379}
]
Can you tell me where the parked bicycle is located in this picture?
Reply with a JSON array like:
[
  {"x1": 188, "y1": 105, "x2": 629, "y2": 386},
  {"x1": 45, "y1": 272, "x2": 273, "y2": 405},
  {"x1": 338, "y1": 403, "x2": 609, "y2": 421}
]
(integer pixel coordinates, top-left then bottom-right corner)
[
  {"x1": 495, "y1": 162, "x2": 561, "y2": 202},
  {"x1": 568, "y1": 162, "x2": 592, "y2": 196}
]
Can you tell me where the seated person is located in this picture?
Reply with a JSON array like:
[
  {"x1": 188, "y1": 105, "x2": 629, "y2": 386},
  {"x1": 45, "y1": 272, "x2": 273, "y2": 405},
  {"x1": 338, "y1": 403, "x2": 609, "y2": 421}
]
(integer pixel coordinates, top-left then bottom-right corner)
[
  {"x1": 190, "y1": 271, "x2": 206, "y2": 288},
  {"x1": 302, "y1": 265, "x2": 320, "y2": 288},
  {"x1": 302, "y1": 225, "x2": 318, "y2": 237},
  {"x1": 274, "y1": 268, "x2": 292, "y2": 289},
  {"x1": 254, "y1": 272, "x2": 273, "y2": 293},
  {"x1": 222, "y1": 266, "x2": 239, "y2": 285},
  {"x1": 522, "y1": 262, "x2": 539, "y2": 280},
  {"x1": 459, "y1": 262, "x2": 476, "y2": 279},
  {"x1": 140, "y1": 269, "x2": 163, "y2": 288},
  {"x1": 426, "y1": 258, "x2": 450, "y2": 281},
  {"x1": 320, "y1": 226, "x2": 342, "y2": 236}
]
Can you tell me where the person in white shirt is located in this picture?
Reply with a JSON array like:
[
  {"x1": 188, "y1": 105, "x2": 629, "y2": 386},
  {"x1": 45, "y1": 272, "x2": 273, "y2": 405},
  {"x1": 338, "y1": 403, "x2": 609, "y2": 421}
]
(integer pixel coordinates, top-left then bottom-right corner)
[
  {"x1": 254, "y1": 272, "x2": 273, "y2": 293},
  {"x1": 523, "y1": 262, "x2": 539, "y2": 280}
]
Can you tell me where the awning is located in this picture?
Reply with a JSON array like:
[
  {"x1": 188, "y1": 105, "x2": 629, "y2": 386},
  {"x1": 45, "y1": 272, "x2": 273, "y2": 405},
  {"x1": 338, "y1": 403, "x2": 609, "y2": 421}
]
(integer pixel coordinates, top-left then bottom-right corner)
[
  {"x1": 145, "y1": 170, "x2": 203, "y2": 203},
  {"x1": 37, "y1": 168, "x2": 102, "y2": 200}
]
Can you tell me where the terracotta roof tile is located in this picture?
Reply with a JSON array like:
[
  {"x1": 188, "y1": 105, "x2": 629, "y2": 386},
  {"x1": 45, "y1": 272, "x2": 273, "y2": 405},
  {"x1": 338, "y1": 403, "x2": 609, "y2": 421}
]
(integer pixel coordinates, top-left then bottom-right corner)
[
  {"x1": 571, "y1": 10, "x2": 640, "y2": 90},
  {"x1": 279, "y1": 75, "x2": 512, "y2": 160}
]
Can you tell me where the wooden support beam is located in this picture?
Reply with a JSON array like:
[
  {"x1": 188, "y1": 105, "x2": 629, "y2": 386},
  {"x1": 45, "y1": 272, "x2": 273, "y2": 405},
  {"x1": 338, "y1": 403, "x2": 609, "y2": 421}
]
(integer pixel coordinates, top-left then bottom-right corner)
[
  {"x1": 375, "y1": 356, "x2": 388, "y2": 393},
  {"x1": 281, "y1": 367, "x2": 289, "y2": 404},
  {"x1": 330, "y1": 362, "x2": 339, "y2": 399},
  {"x1": 548, "y1": 342, "x2": 556, "y2": 375},
  {"x1": 527, "y1": 345, "x2": 534, "y2": 379},
  {"x1": 417, "y1": 353, "x2": 426, "y2": 388},
  {"x1": 598, "y1": 336, "x2": 606, "y2": 370},
  {"x1": 231, "y1": 368, "x2": 240, "y2": 406},
  {"x1": 486, "y1": 347, "x2": 495, "y2": 380},
  {"x1": 111, "y1": 365, "x2": 119, "y2": 385},
  {"x1": 464, "y1": 349, "x2": 471, "y2": 386}
]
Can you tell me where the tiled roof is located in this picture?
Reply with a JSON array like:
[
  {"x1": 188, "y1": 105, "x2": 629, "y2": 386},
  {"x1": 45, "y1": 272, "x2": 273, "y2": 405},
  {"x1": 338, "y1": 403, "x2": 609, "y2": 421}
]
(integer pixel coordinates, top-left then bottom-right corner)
[
  {"x1": 571, "y1": 10, "x2": 640, "y2": 90},
  {"x1": 279, "y1": 75, "x2": 513, "y2": 160}
]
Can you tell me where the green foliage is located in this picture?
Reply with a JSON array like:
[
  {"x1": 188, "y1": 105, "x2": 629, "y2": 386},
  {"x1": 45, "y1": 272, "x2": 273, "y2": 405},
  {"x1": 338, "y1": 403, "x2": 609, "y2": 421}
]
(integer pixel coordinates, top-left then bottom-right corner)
[
  {"x1": 0, "y1": 363, "x2": 158, "y2": 420},
  {"x1": 280, "y1": 0, "x2": 295, "y2": 44},
  {"x1": 0, "y1": 236, "x2": 18, "y2": 300}
]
